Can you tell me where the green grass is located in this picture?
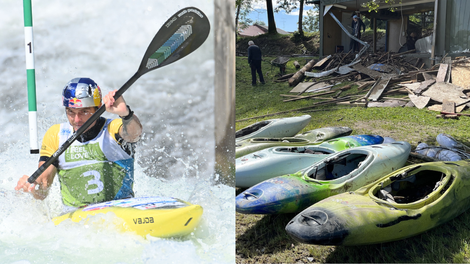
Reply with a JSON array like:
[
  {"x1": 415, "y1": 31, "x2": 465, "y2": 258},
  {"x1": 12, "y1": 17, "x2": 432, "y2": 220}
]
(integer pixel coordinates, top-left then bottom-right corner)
[{"x1": 235, "y1": 55, "x2": 470, "y2": 263}]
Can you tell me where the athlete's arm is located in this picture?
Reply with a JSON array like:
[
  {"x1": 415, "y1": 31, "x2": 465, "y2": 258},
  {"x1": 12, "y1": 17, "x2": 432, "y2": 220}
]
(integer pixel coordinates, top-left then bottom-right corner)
[{"x1": 103, "y1": 90, "x2": 142, "y2": 143}]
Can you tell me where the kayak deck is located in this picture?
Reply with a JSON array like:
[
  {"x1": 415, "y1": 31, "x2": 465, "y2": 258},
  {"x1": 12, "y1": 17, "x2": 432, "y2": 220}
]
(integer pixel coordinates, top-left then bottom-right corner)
[{"x1": 53, "y1": 196, "x2": 203, "y2": 238}]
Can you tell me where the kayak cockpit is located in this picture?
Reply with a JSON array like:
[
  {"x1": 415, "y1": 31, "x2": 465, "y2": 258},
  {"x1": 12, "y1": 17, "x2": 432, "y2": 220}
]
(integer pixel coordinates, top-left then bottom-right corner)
[
  {"x1": 372, "y1": 165, "x2": 455, "y2": 208},
  {"x1": 275, "y1": 146, "x2": 333, "y2": 154},
  {"x1": 236, "y1": 121, "x2": 271, "y2": 138},
  {"x1": 304, "y1": 153, "x2": 368, "y2": 181}
]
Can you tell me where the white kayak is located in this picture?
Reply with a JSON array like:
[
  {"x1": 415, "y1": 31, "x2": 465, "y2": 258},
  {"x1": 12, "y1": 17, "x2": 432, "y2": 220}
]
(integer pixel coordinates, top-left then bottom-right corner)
[
  {"x1": 235, "y1": 126, "x2": 352, "y2": 158},
  {"x1": 235, "y1": 115, "x2": 311, "y2": 142},
  {"x1": 236, "y1": 135, "x2": 384, "y2": 188}
]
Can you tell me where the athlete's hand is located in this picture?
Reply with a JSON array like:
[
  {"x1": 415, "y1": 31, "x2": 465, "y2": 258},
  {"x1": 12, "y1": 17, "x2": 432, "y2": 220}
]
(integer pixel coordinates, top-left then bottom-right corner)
[
  {"x1": 103, "y1": 89, "x2": 128, "y2": 117},
  {"x1": 15, "y1": 175, "x2": 36, "y2": 193}
]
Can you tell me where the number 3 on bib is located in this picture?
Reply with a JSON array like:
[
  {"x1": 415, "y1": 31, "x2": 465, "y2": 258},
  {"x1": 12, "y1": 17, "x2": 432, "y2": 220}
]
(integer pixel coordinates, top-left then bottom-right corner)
[{"x1": 82, "y1": 170, "x2": 104, "y2": 194}]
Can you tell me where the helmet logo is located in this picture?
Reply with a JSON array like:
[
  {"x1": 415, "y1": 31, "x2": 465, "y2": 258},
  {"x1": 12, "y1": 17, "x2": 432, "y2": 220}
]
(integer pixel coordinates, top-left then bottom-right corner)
[{"x1": 68, "y1": 98, "x2": 83, "y2": 107}]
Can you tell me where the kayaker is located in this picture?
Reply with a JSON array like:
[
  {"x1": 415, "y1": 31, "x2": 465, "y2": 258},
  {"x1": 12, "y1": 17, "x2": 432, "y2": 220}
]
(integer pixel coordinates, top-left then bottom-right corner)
[
  {"x1": 15, "y1": 77, "x2": 143, "y2": 213},
  {"x1": 247, "y1": 40, "x2": 265, "y2": 86}
]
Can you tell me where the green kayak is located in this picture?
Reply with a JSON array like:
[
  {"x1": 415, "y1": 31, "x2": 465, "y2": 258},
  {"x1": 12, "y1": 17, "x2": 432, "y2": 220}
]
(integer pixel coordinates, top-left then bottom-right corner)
[{"x1": 286, "y1": 160, "x2": 470, "y2": 246}]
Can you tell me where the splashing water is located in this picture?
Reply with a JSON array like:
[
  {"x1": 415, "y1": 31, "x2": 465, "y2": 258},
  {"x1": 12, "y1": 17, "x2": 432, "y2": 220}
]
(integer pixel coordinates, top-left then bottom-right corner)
[{"x1": 0, "y1": 1, "x2": 234, "y2": 263}]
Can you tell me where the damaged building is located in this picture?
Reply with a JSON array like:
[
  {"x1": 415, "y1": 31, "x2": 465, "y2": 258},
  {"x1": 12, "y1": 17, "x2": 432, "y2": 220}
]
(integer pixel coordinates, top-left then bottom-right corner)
[{"x1": 308, "y1": 0, "x2": 470, "y2": 66}]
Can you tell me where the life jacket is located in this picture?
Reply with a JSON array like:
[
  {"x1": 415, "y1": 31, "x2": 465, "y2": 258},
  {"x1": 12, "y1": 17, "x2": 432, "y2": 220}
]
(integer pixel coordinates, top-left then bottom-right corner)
[{"x1": 56, "y1": 119, "x2": 134, "y2": 207}]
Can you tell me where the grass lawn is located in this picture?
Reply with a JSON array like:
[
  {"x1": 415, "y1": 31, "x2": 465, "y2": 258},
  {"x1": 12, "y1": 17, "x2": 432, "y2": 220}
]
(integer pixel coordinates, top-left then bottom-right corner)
[{"x1": 235, "y1": 55, "x2": 470, "y2": 263}]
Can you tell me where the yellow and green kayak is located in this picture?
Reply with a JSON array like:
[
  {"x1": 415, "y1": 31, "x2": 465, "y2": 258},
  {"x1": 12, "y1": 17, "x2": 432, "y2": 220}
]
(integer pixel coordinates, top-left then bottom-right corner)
[
  {"x1": 53, "y1": 196, "x2": 203, "y2": 238},
  {"x1": 286, "y1": 160, "x2": 470, "y2": 246}
]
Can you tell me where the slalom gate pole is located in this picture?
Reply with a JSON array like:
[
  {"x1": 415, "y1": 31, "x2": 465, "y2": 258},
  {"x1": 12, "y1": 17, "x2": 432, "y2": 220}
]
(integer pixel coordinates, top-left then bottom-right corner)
[{"x1": 23, "y1": 0, "x2": 39, "y2": 154}]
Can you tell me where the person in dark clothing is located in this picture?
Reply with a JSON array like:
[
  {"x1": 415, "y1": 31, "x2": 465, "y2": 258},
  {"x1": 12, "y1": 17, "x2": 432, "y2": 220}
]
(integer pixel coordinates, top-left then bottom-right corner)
[
  {"x1": 247, "y1": 41, "x2": 265, "y2": 86},
  {"x1": 406, "y1": 32, "x2": 417, "y2": 50},
  {"x1": 350, "y1": 15, "x2": 366, "y2": 52}
]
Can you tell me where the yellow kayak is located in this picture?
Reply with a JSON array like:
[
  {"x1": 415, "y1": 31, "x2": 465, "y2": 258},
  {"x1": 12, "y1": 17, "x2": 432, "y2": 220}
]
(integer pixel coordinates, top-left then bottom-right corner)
[{"x1": 53, "y1": 196, "x2": 203, "y2": 238}]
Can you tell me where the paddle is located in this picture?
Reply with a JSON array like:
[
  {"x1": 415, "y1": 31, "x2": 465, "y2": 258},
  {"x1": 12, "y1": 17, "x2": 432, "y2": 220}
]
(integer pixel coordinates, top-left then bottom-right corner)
[{"x1": 27, "y1": 6, "x2": 210, "y2": 184}]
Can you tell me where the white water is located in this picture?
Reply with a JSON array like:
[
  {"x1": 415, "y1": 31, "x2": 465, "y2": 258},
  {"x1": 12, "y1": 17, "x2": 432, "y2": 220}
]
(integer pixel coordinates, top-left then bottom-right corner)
[{"x1": 0, "y1": 1, "x2": 234, "y2": 263}]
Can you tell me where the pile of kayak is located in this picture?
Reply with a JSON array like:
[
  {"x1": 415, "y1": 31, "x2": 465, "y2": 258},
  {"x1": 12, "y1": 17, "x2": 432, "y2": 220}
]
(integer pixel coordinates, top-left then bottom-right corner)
[{"x1": 236, "y1": 115, "x2": 470, "y2": 246}]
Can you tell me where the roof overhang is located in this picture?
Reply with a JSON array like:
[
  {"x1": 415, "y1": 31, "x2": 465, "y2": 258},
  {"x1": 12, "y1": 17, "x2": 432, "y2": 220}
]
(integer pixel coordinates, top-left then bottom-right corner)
[{"x1": 309, "y1": 0, "x2": 435, "y2": 15}]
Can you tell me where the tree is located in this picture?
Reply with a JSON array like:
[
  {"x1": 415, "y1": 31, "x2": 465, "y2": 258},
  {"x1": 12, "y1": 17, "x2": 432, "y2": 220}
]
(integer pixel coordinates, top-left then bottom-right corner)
[
  {"x1": 302, "y1": 6, "x2": 319, "y2": 32},
  {"x1": 362, "y1": 0, "x2": 403, "y2": 13},
  {"x1": 266, "y1": 0, "x2": 278, "y2": 34},
  {"x1": 275, "y1": 0, "x2": 305, "y2": 36},
  {"x1": 235, "y1": 0, "x2": 255, "y2": 34}
]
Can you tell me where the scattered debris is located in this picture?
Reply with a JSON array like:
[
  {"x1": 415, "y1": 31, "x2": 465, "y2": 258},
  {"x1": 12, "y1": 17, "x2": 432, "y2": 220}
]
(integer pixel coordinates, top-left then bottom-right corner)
[{"x1": 275, "y1": 50, "x2": 470, "y2": 118}]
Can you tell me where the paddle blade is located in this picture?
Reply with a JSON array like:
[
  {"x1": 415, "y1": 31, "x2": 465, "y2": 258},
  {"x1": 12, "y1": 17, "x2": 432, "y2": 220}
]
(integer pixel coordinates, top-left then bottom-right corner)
[{"x1": 139, "y1": 7, "x2": 210, "y2": 75}]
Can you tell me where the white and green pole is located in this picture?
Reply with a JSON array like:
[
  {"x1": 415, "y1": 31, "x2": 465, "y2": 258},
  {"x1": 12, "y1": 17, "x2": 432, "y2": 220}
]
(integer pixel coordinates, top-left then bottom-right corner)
[{"x1": 23, "y1": 0, "x2": 39, "y2": 154}]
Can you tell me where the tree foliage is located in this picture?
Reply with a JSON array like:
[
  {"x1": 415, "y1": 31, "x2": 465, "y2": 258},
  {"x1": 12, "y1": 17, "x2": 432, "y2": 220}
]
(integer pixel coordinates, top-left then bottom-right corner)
[
  {"x1": 362, "y1": 0, "x2": 403, "y2": 13},
  {"x1": 235, "y1": 0, "x2": 256, "y2": 32},
  {"x1": 302, "y1": 6, "x2": 319, "y2": 32}
]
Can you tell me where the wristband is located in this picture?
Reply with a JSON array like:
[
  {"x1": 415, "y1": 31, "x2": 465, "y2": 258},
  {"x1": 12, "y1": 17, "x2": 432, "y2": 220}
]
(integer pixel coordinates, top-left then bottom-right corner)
[{"x1": 120, "y1": 105, "x2": 134, "y2": 120}]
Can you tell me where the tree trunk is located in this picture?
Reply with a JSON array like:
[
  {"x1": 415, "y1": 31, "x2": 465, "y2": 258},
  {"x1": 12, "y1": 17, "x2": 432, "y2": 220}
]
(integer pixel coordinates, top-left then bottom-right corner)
[
  {"x1": 297, "y1": 0, "x2": 304, "y2": 36},
  {"x1": 288, "y1": 59, "x2": 316, "y2": 87},
  {"x1": 266, "y1": 0, "x2": 278, "y2": 35},
  {"x1": 235, "y1": 0, "x2": 241, "y2": 35}
]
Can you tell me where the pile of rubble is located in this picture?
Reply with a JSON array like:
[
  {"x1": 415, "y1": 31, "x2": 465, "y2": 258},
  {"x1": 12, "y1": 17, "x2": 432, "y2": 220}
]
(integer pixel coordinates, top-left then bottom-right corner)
[{"x1": 279, "y1": 51, "x2": 470, "y2": 119}]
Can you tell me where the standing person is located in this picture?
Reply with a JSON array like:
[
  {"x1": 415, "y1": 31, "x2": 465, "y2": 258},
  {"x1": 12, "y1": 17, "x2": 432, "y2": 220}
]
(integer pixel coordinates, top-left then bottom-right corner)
[
  {"x1": 247, "y1": 40, "x2": 265, "y2": 86},
  {"x1": 15, "y1": 77, "x2": 143, "y2": 213},
  {"x1": 350, "y1": 14, "x2": 366, "y2": 52}
]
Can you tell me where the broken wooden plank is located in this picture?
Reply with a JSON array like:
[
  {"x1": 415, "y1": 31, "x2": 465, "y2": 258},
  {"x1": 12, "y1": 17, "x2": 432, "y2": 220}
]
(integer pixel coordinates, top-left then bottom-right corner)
[
  {"x1": 436, "y1": 63, "x2": 449, "y2": 82},
  {"x1": 414, "y1": 79, "x2": 436, "y2": 95},
  {"x1": 367, "y1": 100, "x2": 406, "y2": 108},
  {"x1": 290, "y1": 82, "x2": 333, "y2": 94},
  {"x1": 440, "y1": 112, "x2": 470, "y2": 117},
  {"x1": 336, "y1": 101, "x2": 367, "y2": 107},
  {"x1": 367, "y1": 77, "x2": 391, "y2": 101},
  {"x1": 428, "y1": 104, "x2": 466, "y2": 113},
  {"x1": 422, "y1": 72, "x2": 434, "y2": 81},
  {"x1": 442, "y1": 99, "x2": 456, "y2": 114},
  {"x1": 313, "y1": 55, "x2": 331, "y2": 68},
  {"x1": 409, "y1": 95, "x2": 431, "y2": 109},
  {"x1": 283, "y1": 90, "x2": 336, "y2": 102},
  {"x1": 422, "y1": 82, "x2": 469, "y2": 105},
  {"x1": 356, "y1": 81, "x2": 375, "y2": 91},
  {"x1": 445, "y1": 57, "x2": 452, "y2": 83}
]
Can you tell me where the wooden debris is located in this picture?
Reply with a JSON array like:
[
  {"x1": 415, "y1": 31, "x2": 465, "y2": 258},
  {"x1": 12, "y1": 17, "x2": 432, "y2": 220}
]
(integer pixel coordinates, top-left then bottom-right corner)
[
  {"x1": 289, "y1": 82, "x2": 331, "y2": 94},
  {"x1": 357, "y1": 81, "x2": 375, "y2": 91},
  {"x1": 293, "y1": 61, "x2": 301, "y2": 69},
  {"x1": 313, "y1": 55, "x2": 331, "y2": 68},
  {"x1": 436, "y1": 63, "x2": 449, "y2": 82},
  {"x1": 367, "y1": 77, "x2": 391, "y2": 101},
  {"x1": 336, "y1": 101, "x2": 367, "y2": 107},
  {"x1": 414, "y1": 79, "x2": 436, "y2": 95},
  {"x1": 422, "y1": 82, "x2": 469, "y2": 105},
  {"x1": 409, "y1": 95, "x2": 431, "y2": 109},
  {"x1": 368, "y1": 100, "x2": 406, "y2": 108},
  {"x1": 442, "y1": 99, "x2": 456, "y2": 114},
  {"x1": 288, "y1": 59, "x2": 316, "y2": 87}
]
